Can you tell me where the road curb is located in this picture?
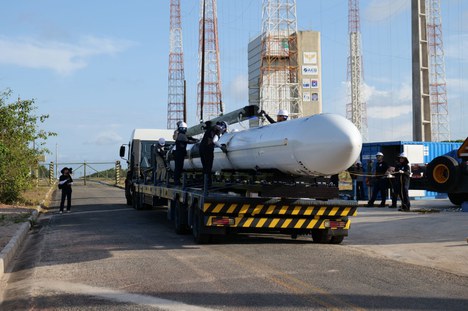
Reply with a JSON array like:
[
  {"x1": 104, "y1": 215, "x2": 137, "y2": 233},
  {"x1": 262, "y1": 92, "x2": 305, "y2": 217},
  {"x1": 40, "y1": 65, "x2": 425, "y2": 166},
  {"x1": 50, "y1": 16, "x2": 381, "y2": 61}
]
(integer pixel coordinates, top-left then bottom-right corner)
[{"x1": 0, "y1": 210, "x2": 39, "y2": 279}]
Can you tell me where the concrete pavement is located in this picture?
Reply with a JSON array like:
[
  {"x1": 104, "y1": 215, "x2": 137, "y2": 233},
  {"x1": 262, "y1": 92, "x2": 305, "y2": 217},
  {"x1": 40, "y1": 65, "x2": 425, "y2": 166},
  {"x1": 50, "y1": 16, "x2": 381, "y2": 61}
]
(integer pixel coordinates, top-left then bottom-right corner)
[
  {"x1": 348, "y1": 199, "x2": 468, "y2": 277},
  {"x1": 1, "y1": 185, "x2": 467, "y2": 280}
]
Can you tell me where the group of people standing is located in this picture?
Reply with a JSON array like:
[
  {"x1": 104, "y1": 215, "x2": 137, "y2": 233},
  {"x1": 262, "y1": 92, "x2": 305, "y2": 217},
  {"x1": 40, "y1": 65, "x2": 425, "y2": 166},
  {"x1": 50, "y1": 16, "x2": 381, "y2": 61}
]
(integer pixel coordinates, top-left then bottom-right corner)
[
  {"x1": 348, "y1": 151, "x2": 411, "y2": 211},
  {"x1": 352, "y1": 152, "x2": 411, "y2": 211},
  {"x1": 169, "y1": 119, "x2": 228, "y2": 187}
]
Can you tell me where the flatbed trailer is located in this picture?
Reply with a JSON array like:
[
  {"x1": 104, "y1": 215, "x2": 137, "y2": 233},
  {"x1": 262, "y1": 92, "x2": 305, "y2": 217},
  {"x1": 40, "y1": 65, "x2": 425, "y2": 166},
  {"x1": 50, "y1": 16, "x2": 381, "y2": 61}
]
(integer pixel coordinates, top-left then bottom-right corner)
[
  {"x1": 131, "y1": 181, "x2": 357, "y2": 244},
  {"x1": 121, "y1": 105, "x2": 361, "y2": 244}
]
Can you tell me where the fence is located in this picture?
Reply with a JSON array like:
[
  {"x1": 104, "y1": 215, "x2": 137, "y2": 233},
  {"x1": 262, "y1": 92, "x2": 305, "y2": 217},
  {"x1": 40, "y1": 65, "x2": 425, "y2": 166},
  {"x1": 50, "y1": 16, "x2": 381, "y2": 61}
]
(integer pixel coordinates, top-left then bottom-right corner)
[{"x1": 37, "y1": 161, "x2": 124, "y2": 186}]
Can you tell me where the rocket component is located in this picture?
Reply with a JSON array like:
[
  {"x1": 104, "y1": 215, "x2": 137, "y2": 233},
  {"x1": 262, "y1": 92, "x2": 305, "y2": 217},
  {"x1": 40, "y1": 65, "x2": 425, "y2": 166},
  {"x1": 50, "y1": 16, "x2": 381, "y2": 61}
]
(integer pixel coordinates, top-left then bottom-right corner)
[{"x1": 171, "y1": 113, "x2": 362, "y2": 177}]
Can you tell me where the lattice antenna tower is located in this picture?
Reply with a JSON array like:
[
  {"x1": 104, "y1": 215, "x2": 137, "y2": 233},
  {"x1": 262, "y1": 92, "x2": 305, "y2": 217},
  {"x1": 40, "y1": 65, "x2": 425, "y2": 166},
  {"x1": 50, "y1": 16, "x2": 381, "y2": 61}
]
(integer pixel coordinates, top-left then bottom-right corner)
[
  {"x1": 346, "y1": 0, "x2": 368, "y2": 142},
  {"x1": 426, "y1": 0, "x2": 450, "y2": 141},
  {"x1": 167, "y1": 0, "x2": 186, "y2": 129},
  {"x1": 259, "y1": 0, "x2": 301, "y2": 123},
  {"x1": 197, "y1": 0, "x2": 223, "y2": 122}
]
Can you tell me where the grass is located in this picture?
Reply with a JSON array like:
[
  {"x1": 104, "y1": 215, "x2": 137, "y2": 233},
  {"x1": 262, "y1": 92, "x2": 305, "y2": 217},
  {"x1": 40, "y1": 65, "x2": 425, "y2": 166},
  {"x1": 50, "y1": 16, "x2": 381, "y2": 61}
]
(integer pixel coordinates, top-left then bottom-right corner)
[
  {"x1": 0, "y1": 212, "x2": 32, "y2": 226},
  {"x1": 19, "y1": 181, "x2": 54, "y2": 207}
]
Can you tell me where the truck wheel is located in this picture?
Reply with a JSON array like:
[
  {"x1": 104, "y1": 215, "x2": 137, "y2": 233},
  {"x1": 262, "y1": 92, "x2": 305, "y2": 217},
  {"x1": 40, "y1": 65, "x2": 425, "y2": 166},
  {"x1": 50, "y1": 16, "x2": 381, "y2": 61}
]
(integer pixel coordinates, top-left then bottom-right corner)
[
  {"x1": 174, "y1": 200, "x2": 189, "y2": 234},
  {"x1": 448, "y1": 193, "x2": 467, "y2": 206},
  {"x1": 192, "y1": 208, "x2": 210, "y2": 244},
  {"x1": 311, "y1": 229, "x2": 331, "y2": 244},
  {"x1": 426, "y1": 156, "x2": 460, "y2": 192},
  {"x1": 126, "y1": 196, "x2": 132, "y2": 206},
  {"x1": 133, "y1": 193, "x2": 143, "y2": 210},
  {"x1": 132, "y1": 192, "x2": 137, "y2": 209}
]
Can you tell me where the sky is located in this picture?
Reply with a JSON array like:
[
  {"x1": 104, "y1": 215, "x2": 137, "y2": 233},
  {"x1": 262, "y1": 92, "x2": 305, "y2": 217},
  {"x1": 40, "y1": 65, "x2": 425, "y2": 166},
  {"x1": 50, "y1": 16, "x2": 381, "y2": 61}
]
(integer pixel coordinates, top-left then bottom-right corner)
[{"x1": 1, "y1": 0, "x2": 467, "y2": 173}]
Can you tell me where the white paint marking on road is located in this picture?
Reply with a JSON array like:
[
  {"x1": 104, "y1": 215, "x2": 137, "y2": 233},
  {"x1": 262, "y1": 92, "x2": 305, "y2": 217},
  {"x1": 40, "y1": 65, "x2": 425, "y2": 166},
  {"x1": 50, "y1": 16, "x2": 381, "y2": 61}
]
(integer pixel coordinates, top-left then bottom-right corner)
[{"x1": 39, "y1": 280, "x2": 219, "y2": 311}]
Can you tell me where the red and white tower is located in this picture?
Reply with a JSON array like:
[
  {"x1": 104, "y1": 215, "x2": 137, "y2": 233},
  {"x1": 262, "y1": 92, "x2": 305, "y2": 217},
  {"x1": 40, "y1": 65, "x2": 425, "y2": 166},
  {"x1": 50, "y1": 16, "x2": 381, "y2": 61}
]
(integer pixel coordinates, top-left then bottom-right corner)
[
  {"x1": 346, "y1": 0, "x2": 368, "y2": 142},
  {"x1": 167, "y1": 0, "x2": 186, "y2": 129},
  {"x1": 426, "y1": 0, "x2": 450, "y2": 142},
  {"x1": 197, "y1": 0, "x2": 223, "y2": 122}
]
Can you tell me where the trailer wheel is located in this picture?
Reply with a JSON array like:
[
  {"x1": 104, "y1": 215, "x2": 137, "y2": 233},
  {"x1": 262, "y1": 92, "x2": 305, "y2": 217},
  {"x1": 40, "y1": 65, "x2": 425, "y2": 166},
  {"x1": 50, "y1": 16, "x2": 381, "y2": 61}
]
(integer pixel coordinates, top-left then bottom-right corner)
[
  {"x1": 426, "y1": 156, "x2": 460, "y2": 192},
  {"x1": 448, "y1": 193, "x2": 467, "y2": 206},
  {"x1": 192, "y1": 208, "x2": 210, "y2": 244},
  {"x1": 329, "y1": 236, "x2": 344, "y2": 244},
  {"x1": 311, "y1": 229, "x2": 331, "y2": 244},
  {"x1": 174, "y1": 200, "x2": 189, "y2": 234}
]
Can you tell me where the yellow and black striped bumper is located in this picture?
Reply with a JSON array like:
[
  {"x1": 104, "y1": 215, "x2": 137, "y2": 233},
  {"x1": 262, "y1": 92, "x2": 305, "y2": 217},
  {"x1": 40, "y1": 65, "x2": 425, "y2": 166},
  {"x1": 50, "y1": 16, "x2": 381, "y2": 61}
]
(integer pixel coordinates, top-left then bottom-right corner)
[
  {"x1": 203, "y1": 202, "x2": 357, "y2": 218},
  {"x1": 207, "y1": 216, "x2": 351, "y2": 230},
  {"x1": 203, "y1": 200, "x2": 356, "y2": 230}
]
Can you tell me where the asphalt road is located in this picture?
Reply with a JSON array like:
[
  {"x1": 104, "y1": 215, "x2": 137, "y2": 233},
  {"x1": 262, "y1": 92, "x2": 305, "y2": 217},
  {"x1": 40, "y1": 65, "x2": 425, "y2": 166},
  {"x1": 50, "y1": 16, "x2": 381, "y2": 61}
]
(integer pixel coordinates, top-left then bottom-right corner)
[{"x1": 0, "y1": 182, "x2": 467, "y2": 310}]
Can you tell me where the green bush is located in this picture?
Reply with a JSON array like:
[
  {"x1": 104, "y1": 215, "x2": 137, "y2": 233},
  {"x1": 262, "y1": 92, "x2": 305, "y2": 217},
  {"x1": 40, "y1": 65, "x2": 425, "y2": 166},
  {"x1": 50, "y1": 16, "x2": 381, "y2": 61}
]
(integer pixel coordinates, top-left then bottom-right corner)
[{"x1": 0, "y1": 89, "x2": 56, "y2": 203}]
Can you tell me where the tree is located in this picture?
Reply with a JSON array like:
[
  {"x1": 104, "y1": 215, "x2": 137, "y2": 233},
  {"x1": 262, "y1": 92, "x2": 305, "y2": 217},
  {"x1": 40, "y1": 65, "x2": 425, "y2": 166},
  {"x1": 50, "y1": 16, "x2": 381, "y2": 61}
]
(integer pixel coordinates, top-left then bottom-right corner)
[{"x1": 0, "y1": 89, "x2": 56, "y2": 203}]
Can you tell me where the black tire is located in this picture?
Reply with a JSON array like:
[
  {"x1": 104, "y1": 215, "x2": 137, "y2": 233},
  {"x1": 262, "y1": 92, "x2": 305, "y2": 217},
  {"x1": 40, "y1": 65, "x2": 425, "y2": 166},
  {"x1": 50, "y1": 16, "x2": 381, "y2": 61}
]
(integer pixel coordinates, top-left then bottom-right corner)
[
  {"x1": 329, "y1": 235, "x2": 344, "y2": 244},
  {"x1": 126, "y1": 196, "x2": 132, "y2": 206},
  {"x1": 125, "y1": 186, "x2": 133, "y2": 206},
  {"x1": 125, "y1": 180, "x2": 133, "y2": 206},
  {"x1": 192, "y1": 208, "x2": 210, "y2": 244},
  {"x1": 311, "y1": 229, "x2": 331, "y2": 244},
  {"x1": 132, "y1": 192, "x2": 137, "y2": 209},
  {"x1": 133, "y1": 193, "x2": 143, "y2": 210},
  {"x1": 426, "y1": 156, "x2": 460, "y2": 192},
  {"x1": 174, "y1": 200, "x2": 189, "y2": 234},
  {"x1": 448, "y1": 193, "x2": 467, "y2": 206}
]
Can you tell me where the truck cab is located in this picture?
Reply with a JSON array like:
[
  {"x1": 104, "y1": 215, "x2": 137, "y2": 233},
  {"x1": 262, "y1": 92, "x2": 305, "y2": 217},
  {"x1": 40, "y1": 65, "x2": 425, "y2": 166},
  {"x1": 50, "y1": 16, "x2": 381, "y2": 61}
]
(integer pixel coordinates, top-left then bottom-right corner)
[{"x1": 120, "y1": 129, "x2": 174, "y2": 205}]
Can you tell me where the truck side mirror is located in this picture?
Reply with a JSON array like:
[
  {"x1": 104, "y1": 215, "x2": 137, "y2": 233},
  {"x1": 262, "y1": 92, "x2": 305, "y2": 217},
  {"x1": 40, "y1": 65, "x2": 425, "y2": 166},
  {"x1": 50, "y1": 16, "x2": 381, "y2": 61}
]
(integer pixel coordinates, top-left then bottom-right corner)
[{"x1": 119, "y1": 145, "x2": 126, "y2": 158}]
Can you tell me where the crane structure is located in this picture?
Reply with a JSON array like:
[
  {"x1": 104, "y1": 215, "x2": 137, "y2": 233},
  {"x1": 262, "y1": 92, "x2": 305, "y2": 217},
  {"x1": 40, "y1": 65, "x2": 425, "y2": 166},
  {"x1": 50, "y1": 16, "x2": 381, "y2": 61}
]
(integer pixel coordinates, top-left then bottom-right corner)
[
  {"x1": 197, "y1": 0, "x2": 223, "y2": 122},
  {"x1": 346, "y1": 0, "x2": 368, "y2": 142},
  {"x1": 259, "y1": 0, "x2": 301, "y2": 123},
  {"x1": 167, "y1": 0, "x2": 186, "y2": 129},
  {"x1": 426, "y1": 0, "x2": 450, "y2": 142}
]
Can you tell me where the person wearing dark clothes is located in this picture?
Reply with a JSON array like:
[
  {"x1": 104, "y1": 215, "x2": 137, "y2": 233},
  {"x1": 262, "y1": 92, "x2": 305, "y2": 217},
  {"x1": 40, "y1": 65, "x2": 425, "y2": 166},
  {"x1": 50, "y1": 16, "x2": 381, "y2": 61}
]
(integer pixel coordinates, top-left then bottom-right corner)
[
  {"x1": 261, "y1": 109, "x2": 289, "y2": 124},
  {"x1": 367, "y1": 152, "x2": 390, "y2": 207},
  {"x1": 391, "y1": 152, "x2": 411, "y2": 211},
  {"x1": 173, "y1": 121, "x2": 197, "y2": 185},
  {"x1": 199, "y1": 121, "x2": 227, "y2": 186},
  {"x1": 155, "y1": 137, "x2": 167, "y2": 184},
  {"x1": 348, "y1": 161, "x2": 365, "y2": 200},
  {"x1": 58, "y1": 167, "x2": 73, "y2": 213}
]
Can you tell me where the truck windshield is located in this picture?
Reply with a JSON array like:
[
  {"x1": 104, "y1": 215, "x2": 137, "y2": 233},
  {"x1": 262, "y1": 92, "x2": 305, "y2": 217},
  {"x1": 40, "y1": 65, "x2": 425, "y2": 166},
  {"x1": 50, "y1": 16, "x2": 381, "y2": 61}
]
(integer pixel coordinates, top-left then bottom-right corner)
[{"x1": 140, "y1": 141, "x2": 156, "y2": 169}]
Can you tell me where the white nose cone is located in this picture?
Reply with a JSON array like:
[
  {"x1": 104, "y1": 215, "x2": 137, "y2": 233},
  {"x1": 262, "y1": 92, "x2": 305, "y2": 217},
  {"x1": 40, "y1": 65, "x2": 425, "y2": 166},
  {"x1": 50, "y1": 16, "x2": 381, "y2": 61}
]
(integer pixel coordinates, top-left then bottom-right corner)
[{"x1": 291, "y1": 114, "x2": 362, "y2": 175}]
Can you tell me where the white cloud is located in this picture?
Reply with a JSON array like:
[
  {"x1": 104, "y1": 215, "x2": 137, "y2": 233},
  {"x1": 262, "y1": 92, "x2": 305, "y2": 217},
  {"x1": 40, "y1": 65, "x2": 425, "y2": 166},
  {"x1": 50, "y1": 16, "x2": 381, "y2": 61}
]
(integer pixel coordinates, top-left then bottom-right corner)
[
  {"x1": 364, "y1": 82, "x2": 412, "y2": 119},
  {"x1": 364, "y1": 0, "x2": 410, "y2": 22},
  {"x1": 0, "y1": 35, "x2": 134, "y2": 75},
  {"x1": 368, "y1": 104, "x2": 412, "y2": 119},
  {"x1": 86, "y1": 130, "x2": 123, "y2": 146}
]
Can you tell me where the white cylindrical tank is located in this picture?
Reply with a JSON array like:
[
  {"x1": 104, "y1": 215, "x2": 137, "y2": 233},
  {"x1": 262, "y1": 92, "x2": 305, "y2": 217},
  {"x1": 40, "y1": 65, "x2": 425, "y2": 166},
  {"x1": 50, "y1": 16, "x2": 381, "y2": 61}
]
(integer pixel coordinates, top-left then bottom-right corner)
[{"x1": 173, "y1": 113, "x2": 362, "y2": 177}]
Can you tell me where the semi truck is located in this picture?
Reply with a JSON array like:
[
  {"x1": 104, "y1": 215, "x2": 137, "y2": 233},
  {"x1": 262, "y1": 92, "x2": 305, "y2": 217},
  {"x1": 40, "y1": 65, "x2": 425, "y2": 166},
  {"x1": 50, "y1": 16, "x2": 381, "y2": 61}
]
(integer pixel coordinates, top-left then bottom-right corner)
[{"x1": 120, "y1": 105, "x2": 362, "y2": 244}]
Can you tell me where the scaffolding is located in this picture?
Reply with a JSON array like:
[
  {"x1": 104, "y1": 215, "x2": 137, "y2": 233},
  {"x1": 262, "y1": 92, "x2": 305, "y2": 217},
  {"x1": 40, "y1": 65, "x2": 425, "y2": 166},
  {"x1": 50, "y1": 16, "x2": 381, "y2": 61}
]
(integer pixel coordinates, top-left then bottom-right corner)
[{"x1": 259, "y1": 0, "x2": 300, "y2": 124}]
